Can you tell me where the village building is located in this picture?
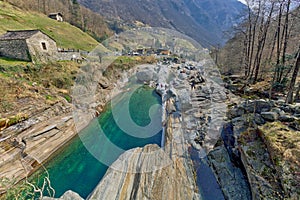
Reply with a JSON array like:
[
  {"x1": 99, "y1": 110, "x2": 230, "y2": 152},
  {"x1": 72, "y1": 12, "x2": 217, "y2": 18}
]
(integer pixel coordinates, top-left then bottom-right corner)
[
  {"x1": 157, "y1": 49, "x2": 171, "y2": 56},
  {"x1": 0, "y1": 30, "x2": 58, "y2": 62},
  {"x1": 48, "y1": 13, "x2": 63, "y2": 22}
]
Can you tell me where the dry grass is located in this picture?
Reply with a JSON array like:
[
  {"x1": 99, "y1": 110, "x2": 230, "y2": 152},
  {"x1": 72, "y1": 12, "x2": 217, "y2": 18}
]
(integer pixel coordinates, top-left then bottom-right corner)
[{"x1": 0, "y1": 61, "x2": 79, "y2": 118}]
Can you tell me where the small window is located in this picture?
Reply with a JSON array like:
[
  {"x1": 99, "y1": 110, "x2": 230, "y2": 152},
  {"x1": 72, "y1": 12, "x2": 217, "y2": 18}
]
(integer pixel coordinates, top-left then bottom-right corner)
[{"x1": 41, "y1": 42, "x2": 47, "y2": 50}]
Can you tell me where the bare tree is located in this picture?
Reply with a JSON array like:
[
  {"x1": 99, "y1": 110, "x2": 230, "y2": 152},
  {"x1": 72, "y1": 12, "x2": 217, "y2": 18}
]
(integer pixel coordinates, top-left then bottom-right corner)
[
  {"x1": 286, "y1": 46, "x2": 300, "y2": 103},
  {"x1": 294, "y1": 82, "x2": 300, "y2": 101},
  {"x1": 253, "y1": 1, "x2": 275, "y2": 83}
]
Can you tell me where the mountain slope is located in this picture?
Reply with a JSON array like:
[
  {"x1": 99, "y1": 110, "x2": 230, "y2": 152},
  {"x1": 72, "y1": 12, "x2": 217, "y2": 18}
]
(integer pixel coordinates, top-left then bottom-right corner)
[
  {"x1": 78, "y1": 0, "x2": 246, "y2": 47},
  {"x1": 0, "y1": 1, "x2": 98, "y2": 51},
  {"x1": 5, "y1": 0, "x2": 113, "y2": 42}
]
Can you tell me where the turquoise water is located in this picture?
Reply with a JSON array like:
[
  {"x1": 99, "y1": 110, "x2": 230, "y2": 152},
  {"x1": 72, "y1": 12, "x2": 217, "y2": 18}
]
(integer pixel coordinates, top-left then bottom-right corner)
[{"x1": 27, "y1": 86, "x2": 162, "y2": 199}]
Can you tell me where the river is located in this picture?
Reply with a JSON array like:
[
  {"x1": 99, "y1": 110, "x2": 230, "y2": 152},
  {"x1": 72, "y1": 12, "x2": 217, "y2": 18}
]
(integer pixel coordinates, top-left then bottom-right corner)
[{"x1": 26, "y1": 86, "x2": 162, "y2": 199}]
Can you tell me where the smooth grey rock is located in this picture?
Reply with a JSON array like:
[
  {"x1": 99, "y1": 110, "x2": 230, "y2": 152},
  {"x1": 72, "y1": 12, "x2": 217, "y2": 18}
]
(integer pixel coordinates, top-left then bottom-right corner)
[
  {"x1": 228, "y1": 106, "x2": 245, "y2": 119},
  {"x1": 178, "y1": 72, "x2": 188, "y2": 80},
  {"x1": 136, "y1": 69, "x2": 154, "y2": 82},
  {"x1": 254, "y1": 113, "x2": 265, "y2": 125},
  {"x1": 295, "y1": 106, "x2": 300, "y2": 114},
  {"x1": 231, "y1": 117, "x2": 248, "y2": 136},
  {"x1": 208, "y1": 146, "x2": 251, "y2": 200},
  {"x1": 243, "y1": 99, "x2": 271, "y2": 113},
  {"x1": 279, "y1": 115, "x2": 295, "y2": 122},
  {"x1": 261, "y1": 112, "x2": 278, "y2": 122},
  {"x1": 271, "y1": 107, "x2": 284, "y2": 115},
  {"x1": 88, "y1": 144, "x2": 199, "y2": 200},
  {"x1": 43, "y1": 190, "x2": 83, "y2": 200},
  {"x1": 280, "y1": 105, "x2": 293, "y2": 113}
]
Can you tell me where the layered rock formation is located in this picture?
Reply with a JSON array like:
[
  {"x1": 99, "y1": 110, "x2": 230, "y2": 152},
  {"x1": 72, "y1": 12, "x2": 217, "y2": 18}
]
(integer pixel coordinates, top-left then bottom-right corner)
[
  {"x1": 0, "y1": 100, "x2": 76, "y2": 192},
  {"x1": 88, "y1": 144, "x2": 199, "y2": 200},
  {"x1": 88, "y1": 84, "x2": 200, "y2": 199}
]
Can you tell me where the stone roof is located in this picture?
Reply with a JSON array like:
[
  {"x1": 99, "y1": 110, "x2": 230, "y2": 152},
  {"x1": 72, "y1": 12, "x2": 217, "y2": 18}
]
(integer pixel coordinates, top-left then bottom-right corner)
[
  {"x1": 0, "y1": 30, "x2": 40, "y2": 40},
  {"x1": 48, "y1": 12, "x2": 63, "y2": 17}
]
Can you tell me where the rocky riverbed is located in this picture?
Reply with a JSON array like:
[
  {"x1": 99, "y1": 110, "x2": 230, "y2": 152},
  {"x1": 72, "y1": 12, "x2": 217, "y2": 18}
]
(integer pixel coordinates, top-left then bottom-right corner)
[
  {"x1": 1, "y1": 57, "x2": 299, "y2": 200},
  {"x1": 48, "y1": 59, "x2": 233, "y2": 199}
]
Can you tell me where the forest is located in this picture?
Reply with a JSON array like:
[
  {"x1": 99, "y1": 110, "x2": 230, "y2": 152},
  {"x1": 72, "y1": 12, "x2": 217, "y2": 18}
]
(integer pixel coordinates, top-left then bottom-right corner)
[{"x1": 219, "y1": 0, "x2": 300, "y2": 103}]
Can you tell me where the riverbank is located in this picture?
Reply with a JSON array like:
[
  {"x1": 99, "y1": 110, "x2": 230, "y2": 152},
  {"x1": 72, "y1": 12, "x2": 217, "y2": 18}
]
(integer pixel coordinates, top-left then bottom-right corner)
[{"x1": 0, "y1": 59, "x2": 148, "y2": 196}]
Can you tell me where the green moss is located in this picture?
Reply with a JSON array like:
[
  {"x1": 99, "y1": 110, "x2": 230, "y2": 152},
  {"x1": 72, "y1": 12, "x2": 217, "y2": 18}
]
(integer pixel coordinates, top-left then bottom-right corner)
[
  {"x1": 7, "y1": 113, "x2": 28, "y2": 126},
  {"x1": 45, "y1": 95, "x2": 54, "y2": 100},
  {"x1": 64, "y1": 95, "x2": 72, "y2": 103}
]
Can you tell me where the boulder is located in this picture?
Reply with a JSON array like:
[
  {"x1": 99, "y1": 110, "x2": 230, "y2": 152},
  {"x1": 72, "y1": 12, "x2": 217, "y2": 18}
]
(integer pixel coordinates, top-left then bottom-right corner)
[
  {"x1": 231, "y1": 117, "x2": 248, "y2": 136},
  {"x1": 271, "y1": 107, "x2": 284, "y2": 116},
  {"x1": 43, "y1": 190, "x2": 83, "y2": 200},
  {"x1": 178, "y1": 72, "x2": 188, "y2": 80},
  {"x1": 280, "y1": 105, "x2": 294, "y2": 113},
  {"x1": 98, "y1": 77, "x2": 110, "y2": 89},
  {"x1": 208, "y1": 146, "x2": 251, "y2": 200},
  {"x1": 228, "y1": 106, "x2": 245, "y2": 119},
  {"x1": 242, "y1": 99, "x2": 271, "y2": 113},
  {"x1": 294, "y1": 105, "x2": 300, "y2": 114},
  {"x1": 136, "y1": 69, "x2": 154, "y2": 82},
  {"x1": 261, "y1": 112, "x2": 278, "y2": 122},
  {"x1": 253, "y1": 113, "x2": 265, "y2": 125},
  {"x1": 278, "y1": 115, "x2": 295, "y2": 122}
]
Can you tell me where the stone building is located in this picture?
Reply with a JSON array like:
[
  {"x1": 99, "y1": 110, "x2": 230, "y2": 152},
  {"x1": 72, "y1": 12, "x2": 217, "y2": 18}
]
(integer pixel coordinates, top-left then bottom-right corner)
[
  {"x1": 0, "y1": 30, "x2": 58, "y2": 62},
  {"x1": 48, "y1": 13, "x2": 63, "y2": 22}
]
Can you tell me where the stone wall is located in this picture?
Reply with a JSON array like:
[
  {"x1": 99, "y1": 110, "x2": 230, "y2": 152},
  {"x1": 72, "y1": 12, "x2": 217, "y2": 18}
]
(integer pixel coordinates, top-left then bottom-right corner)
[
  {"x1": 0, "y1": 40, "x2": 31, "y2": 61},
  {"x1": 26, "y1": 32, "x2": 58, "y2": 62},
  {"x1": 56, "y1": 52, "x2": 81, "y2": 61}
]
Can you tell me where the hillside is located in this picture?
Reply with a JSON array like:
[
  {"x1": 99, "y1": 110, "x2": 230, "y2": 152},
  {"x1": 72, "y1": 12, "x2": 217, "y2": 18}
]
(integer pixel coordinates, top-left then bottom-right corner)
[
  {"x1": 78, "y1": 0, "x2": 246, "y2": 47},
  {"x1": 219, "y1": 6, "x2": 300, "y2": 75},
  {"x1": 0, "y1": 1, "x2": 101, "y2": 121},
  {"x1": 5, "y1": 0, "x2": 113, "y2": 42},
  {"x1": 0, "y1": 1, "x2": 99, "y2": 51}
]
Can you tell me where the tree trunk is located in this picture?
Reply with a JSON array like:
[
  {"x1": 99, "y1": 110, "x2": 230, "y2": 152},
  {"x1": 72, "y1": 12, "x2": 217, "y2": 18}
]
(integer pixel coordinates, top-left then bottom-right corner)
[
  {"x1": 295, "y1": 82, "x2": 300, "y2": 102},
  {"x1": 276, "y1": 2, "x2": 283, "y2": 82},
  {"x1": 246, "y1": 2, "x2": 252, "y2": 77},
  {"x1": 282, "y1": 0, "x2": 290, "y2": 65},
  {"x1": 253, "y1": 2, "x2": 274, "y2": 83},
  {"x1": 248, "y1": 1, "x2": 261, "y2": 81},
  {"x1": 279, "y1": 0, "x2": 291, "y2": 83},
  {"x1": 286, "y1": 46, "x2": 300, "y2": 103}
]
